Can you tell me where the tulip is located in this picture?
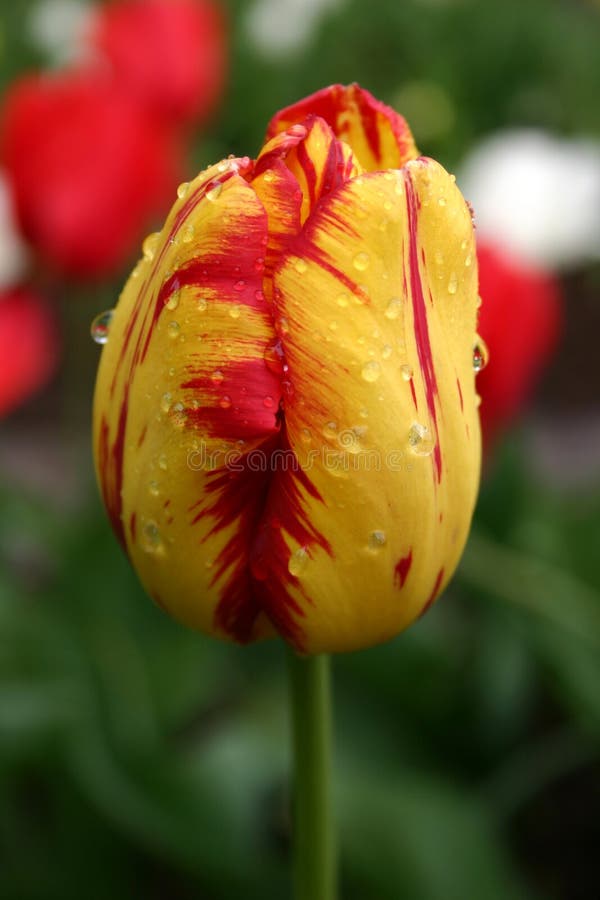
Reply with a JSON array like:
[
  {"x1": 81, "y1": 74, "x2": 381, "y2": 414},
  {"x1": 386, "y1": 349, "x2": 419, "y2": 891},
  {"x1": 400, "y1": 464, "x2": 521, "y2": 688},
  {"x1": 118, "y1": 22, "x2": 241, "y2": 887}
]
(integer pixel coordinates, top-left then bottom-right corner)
[
  {"x1": 93, "y1": 84, "x2": 482, "y2": 655},
  {"x1": 0, "y1": 72, "x2": 182, "y2": 280},
  {"x1": 476, "y1": 241, "x2": 562, "y2": 449},
  {"x1": 0, "y1": 287, "x2": 58, "y2": 418},
  {"x1": 89, "y1": 0, "x2": 227, "y2": 129}
]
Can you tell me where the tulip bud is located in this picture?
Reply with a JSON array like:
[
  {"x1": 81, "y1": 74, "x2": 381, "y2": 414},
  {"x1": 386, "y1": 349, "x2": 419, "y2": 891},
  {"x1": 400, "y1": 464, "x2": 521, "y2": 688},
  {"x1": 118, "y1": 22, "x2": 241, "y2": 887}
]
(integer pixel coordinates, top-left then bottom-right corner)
[{"x1": 93, "y1": 84, "x2": 482, "y2": 654}]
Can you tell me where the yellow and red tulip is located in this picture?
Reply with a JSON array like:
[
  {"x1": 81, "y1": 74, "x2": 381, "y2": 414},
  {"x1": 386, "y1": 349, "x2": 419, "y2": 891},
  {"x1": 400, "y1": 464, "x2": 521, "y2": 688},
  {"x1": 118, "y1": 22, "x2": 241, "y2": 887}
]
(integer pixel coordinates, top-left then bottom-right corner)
[{"x1": 93, "y1": 84, "x2": 482, "y2": 654}]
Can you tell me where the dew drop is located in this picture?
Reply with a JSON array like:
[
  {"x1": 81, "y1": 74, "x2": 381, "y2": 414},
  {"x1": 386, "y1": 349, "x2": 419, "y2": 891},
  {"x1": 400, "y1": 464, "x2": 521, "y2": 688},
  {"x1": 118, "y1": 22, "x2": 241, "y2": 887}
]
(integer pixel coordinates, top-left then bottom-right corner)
[
  {"x1": 197, "y1": 297, "x2": 207, "y2": 312},
  {"x1": 353, "y1": 251, "x2": 370, "y2": 272},
  {"x1": 401, "y1": 364, "x2": 413, "y2": 381},
  {"x1": 211, "y1": 370, "x2": 224, "y2": 385},
  {"x1": 160, "y1": 392, "x2": 173, "y2": 414},
  {"x1": 368, "y1": 530, "x2": 387, "y2": 550},
  {"x1": 294, "y1": 259, "x2": 308, "y2": 274},
  {"x1": 149, "y1": 480, "x2": 160, "y2": 497},
  {"x1": 263, "y1": 170, "x2": 275, "y2": 183},
  {"x1": 165, "y1": 289, "x2": 180, "y2": 311},
  {"x1": 229, "y1": 304, "x2": 241, "y2": 319},
  {"x1": 90, "y1": 309, "x2": 114, "y2": 344},
  {"x1": 143, "y1": 232, "x2": 160, "y2": 261},
  {"x1": 220, "y1": 395, "x2": 232, "y2": 409},
  {"x1": 336, "y1": 293, "x2": 349, "y2": 308},
  {"x1": 263, "y1": 395, "x2": 274, "y2": 409},
  {"x1": 167, "y1": 321, "x2": 180, "y2": 339},
  {"x1": 361, "y1": 360, "x2": 382, "y2": 383},
  {"x1": 158, "y1": 455, "x2": 168, "y2": 471},
  {"x1": 408, "y1": 422, "x2": 435, "y2": 456},
  {"x1": 300, "y1": 427, "x2": 312, "y2": 445},
  {"x1": 181, "y1": 223, "x2": 195, "y2": 244},
  {"x1": 264, "y1": 339, "x2": 285, "y2": 377},
  {"x1": 384, "y1": 298, "x2": 402, "y2": 320},
  {"x1": 434, "y1": 249, "x2": 444, "y2": 265},
  {"x1": 142, "y1": 520, "x2": 164, "y2": 554},
  {"x1": 472, "y1": 338, "x2": 489, "y2": 373},
  {"x1": 438, "y1": 196, "x2": 447, "y2": 207},
  {"x1": 465, "y1": 253, "x2": 472, "y2": 268},
  {"x1": 233, "y1": 280, "x2": 246, "y2": 292},
  {"x1": 382, "y1": 344, "x2": 393, "y2": 360},
  {"x1": 447, "y1": 272, "x2": 458, "y2": 295},
  {"x1": 205, "y1": 181, "x2": 223, "y2": 202},
  {"x1": 288, "y1": 547, "x2": 309, "y2": 577},
  {"x1": 177, "y1": 181, "x2": 189, "y2": 199}
]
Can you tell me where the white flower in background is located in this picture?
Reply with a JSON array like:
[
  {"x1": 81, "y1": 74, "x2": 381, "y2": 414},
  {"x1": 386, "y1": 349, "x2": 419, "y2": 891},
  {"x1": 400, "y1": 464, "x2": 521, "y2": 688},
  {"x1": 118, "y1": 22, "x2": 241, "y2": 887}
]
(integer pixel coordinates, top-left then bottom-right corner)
[
  {"x1": 27, "y1": 0, "x2": 94, "y2": 66},
  {"x1": 0, "y1": 172, "x2": 29, "y2": 290},
  {"x1": 246, "y1": 0, "x2": 343, "y2": 59},
  {"x1": 459, "y1": 129, "x2": 600, "y2": 270}
]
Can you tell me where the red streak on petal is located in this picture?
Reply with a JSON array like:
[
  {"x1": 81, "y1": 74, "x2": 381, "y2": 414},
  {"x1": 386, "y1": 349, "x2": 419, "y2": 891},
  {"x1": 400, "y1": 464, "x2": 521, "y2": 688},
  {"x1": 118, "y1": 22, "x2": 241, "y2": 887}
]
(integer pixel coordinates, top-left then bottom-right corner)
[
  {"x1": 404, "y1": 169, "x2": 442, "y2": 483},
  {"x1": 394, "y1": 549, "x2": 413, "y2": 588},
  {"x1": 409, "y1": 378, "x2": 417, "y2": 410},
  {"x1": 129, "y1": 511, "x2": 137, "y2": 541},
  {"x1": 456, "y1": 377, "x2": 464, "y2": 413}
]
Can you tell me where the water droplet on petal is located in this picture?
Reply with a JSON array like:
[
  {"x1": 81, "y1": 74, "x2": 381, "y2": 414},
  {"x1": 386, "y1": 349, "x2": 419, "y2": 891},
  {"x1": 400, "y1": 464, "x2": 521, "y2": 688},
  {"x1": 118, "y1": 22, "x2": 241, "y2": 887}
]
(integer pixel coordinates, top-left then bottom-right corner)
[
  {"x1": 177, "y1": 182, "x2": 189, "y2": 199},
  {"x1": 368, "y1": 530, "x2": 387, "y2": 550},
  {"x1": 264, "y1": 339, "x2": 285, "y2": 377},
  {"x1": 206, "y1": 181, "x2": 222, "y2": 202},
  {"x1": 211, "y1": 370, "x2": 224, "y2": 385},
  {"x1": 90, "y1": 309, "x2": 114, "y2": 344},
  {"x1": 142, "y1": 520, "x2": 164, "y2": 554},
  {"x1": 288, "y1": 547, "x2": 309, "y2": 577},
  {"x1": 353, "y1": 251, "x2": 370, "y2": 272},
  {"x1": 384, "y1": 298, "x2": 402, "y2": 320},
  {"x1": 362, "y1": 360, "x2": 382, "y2": 383},
  {"x1": 160, "y1": 392, "x2": 173, "y2": 414},
  {"x1": 294, "y1": 259, "x2": 308, "y2": 274},
  {"x1": 447, "y1": 272, "x2": 458, "y2": 294},
  {"x1": 149, "y1": 480, "x2": 160, "y2": 496},
  {"x1": 182, "y1": 223, "x2": 195, "y2": 244},
  {"x1": 167, "y1": 321, "x2": 180, "y2": 339},
  {"x1": 382, "y1": 344, "x2": 393, "y2": 360},
  {"x1": 165, "y1": 289, "x2": 180, "y2": 311},
  {"x1": 401, "y1": 364, "x2": 413, "y2": 381},
  {"x1": 336, "y1": 293, "x2": 349, "y2": 308},
  {"x1": 143, "y1": 232, "x2": 160, "y2": 261},
  {"x1": 197, "y1": 297, "x2": 207, "y2": 312},
  {"x1": 472, "y1": 338, "x2": 489, "y2": 372},
  {"x1": 229, "y1": 304, "x2": 241, "y2": 319},
  {"x1": 263, "y1": 395, "x2": 274, "y2": 409},
  {"x1": 220, "y1": 395, "x2": 232, "y2": 409},
  {"x1": 408, "y1": 422, "x2": 435, "y2": 456}
]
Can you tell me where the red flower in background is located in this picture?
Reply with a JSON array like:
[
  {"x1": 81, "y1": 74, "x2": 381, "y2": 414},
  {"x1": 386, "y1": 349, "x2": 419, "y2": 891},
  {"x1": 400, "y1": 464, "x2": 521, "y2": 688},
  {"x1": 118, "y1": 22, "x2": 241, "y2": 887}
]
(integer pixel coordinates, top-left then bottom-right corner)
[
  {"x1": 90, "y1": 0, "x2": 227, "y2": 129},
  {"x1": 0, "y1": 287, "x2": 58, "y2": 417},
  {"x1": 0, "y1": 73, "x2": 182, "y2": 280},
  {"x1": 477, "y1": 242, "x2": 562, "y2": 447}
]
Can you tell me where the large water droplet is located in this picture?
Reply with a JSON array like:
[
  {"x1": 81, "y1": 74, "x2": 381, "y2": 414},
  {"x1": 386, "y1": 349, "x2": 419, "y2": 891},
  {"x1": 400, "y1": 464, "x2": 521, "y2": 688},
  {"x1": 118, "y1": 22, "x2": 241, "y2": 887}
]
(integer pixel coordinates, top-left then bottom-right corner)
[
  {"x1": 368, "y1": 530, "x2": 387, "y2": 551},
  {"x1": 361, "y1": 360, "x2": 382, "y2": 383},
  {"x1": 408, "y1": 422, "x2": 435, "y2": 457},
  {"x1": 142, "y1": 520, "x2": 164, "y2": 554},
  {"x1": 288, "y1": 546, "x2": 309, "y2": 577},
  {"x1": 384, "y1": 298, "x2": 402, "y2": 320},
  {"x1": 353, "y1": 252, "x2": 370, "y2": 272},
  {"x1": 472, "y1": 338, "x2": 489, "y2": 373},
  {"x1": 205, "y1": 181, "x2": 222, "y2": 202},
  {"x1": 90, "y1": 309, "x2": 114, "y2": 344},
  {"x1": 143, "y1": 232, "x2": 160, "y2": 261}
]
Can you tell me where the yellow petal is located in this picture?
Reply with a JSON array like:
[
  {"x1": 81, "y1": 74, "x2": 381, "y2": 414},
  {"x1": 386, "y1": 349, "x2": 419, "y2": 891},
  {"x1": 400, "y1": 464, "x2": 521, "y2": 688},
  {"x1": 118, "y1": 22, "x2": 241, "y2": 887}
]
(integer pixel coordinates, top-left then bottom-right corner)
[
  {"x1": 250, "y1": 159, "x2": 480, "y2": 653},
  {"x1": 266, "y1": 83, "x2": 418, "y2": 173},
  {"x1": 93, "y1": 158, "x2": 281, "y2": 643}
]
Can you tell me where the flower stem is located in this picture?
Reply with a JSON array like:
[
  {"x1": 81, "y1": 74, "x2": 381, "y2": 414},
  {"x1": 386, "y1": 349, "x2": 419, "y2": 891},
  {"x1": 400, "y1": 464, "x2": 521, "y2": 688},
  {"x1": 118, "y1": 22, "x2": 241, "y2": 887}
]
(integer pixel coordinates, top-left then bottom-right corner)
[{"x1": 286, "y1": 649, "x2": 336, "y2": 900}]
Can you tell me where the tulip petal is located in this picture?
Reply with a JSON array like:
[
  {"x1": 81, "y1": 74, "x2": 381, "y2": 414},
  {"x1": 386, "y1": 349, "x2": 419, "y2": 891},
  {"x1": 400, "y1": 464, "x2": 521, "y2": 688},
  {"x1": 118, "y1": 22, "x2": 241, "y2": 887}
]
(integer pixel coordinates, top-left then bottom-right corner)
[
  {"x1": 252, "y1": 159, "x2": 480, "y2": 653},
  {"x1": 93, "y1": 158, "x2": 282, "y2": 642},
  {"x1": 266, "y1": 83, "x2": 418, "y2": 173}
]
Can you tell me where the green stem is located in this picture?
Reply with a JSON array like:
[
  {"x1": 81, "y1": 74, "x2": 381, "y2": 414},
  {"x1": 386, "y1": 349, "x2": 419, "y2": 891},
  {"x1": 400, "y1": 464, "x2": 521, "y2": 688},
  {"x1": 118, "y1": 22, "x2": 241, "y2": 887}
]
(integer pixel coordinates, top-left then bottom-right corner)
[{"x1": 287, "y1": 649, "x2": 336, "y2": 900}]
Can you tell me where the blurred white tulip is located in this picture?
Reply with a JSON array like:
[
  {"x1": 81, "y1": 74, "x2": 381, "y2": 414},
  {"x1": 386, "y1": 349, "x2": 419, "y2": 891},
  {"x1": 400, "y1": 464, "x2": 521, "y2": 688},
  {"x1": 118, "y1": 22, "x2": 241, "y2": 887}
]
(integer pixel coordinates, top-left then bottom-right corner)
[
  {"x1": 246, "y1": 0, "x2": 343, "y2": 59},
  {"x1": 459, "y1": 129, "x2": 600, "y2": 270},
  {"x1": 0, "y1": 173, "x2": 29, "y2": 290}
]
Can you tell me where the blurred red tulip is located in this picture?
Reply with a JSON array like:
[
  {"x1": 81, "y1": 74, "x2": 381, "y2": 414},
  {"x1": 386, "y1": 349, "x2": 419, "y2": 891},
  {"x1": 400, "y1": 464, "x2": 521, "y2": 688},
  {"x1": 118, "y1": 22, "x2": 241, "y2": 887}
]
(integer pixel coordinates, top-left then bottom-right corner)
[
  {"x1": 90, "y1": 0, "x2": 227, "y2": 129},
  {"x1": 0, "y1": 72, "x2": 182, "y2": 280},
  {"x1": 0, "y1": 287, "x2": 58, "y2": 417},
  {"x1": 477, "y1": 242, "x2": 562, "y2": 447}
]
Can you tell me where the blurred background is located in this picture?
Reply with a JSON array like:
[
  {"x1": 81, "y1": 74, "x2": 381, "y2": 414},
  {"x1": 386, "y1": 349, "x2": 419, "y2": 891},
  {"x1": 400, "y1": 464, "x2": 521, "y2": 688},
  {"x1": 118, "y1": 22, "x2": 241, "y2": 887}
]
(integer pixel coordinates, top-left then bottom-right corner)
[{"x1": 1, "y1": 0, "x2": 599, "y2": 897}]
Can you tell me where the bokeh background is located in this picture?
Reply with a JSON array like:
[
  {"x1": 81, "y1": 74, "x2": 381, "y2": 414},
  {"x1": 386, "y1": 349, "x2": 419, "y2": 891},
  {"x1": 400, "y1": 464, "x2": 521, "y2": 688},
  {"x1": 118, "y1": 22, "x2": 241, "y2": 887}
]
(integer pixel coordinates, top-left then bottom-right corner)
[{"x1": 1, "y1": 1, "x2": 600, "y2": 898}]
